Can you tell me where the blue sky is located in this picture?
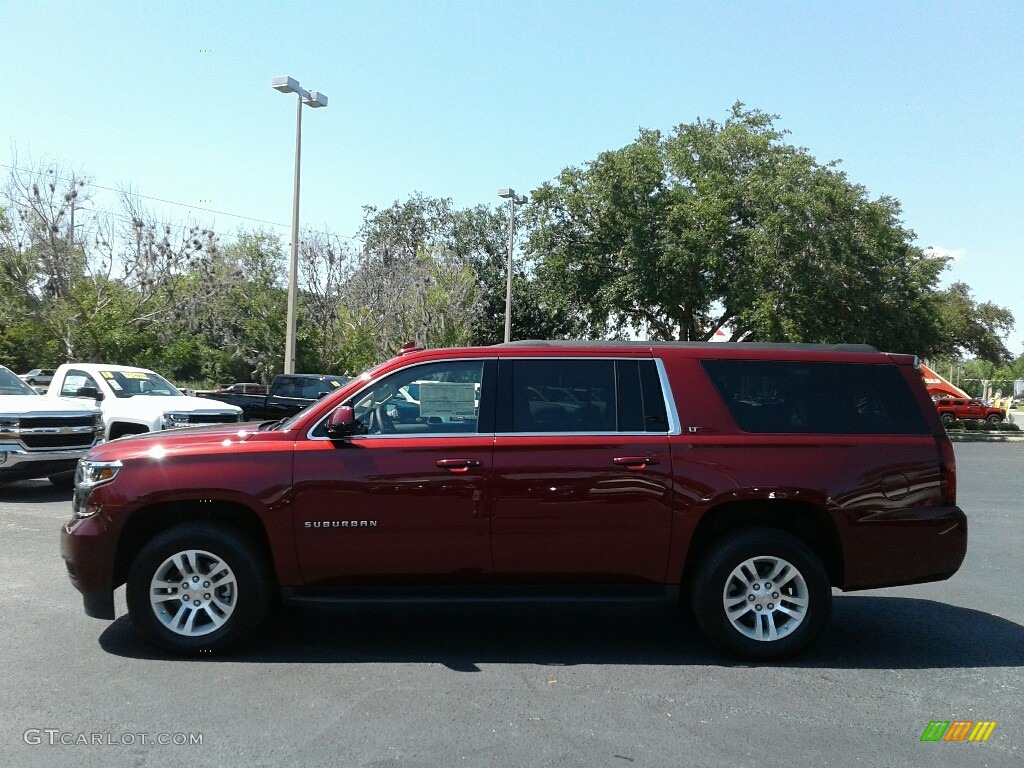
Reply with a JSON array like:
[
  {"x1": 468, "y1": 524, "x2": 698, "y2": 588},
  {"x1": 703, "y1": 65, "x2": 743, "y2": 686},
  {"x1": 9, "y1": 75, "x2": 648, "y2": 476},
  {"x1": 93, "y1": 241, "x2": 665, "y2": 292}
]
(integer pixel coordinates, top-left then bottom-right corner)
[{"x1": 1, "y1": 1, "x2": 1021, "y2": 355}]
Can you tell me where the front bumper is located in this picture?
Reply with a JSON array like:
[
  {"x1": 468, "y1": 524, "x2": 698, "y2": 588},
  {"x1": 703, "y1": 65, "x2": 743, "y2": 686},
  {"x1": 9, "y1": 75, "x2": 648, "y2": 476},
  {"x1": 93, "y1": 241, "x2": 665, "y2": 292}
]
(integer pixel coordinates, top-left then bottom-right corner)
[
  {"x1": 60, "y1": 513, "x2": 119, "y2": 620},
  {"x1": 0, "y1": 444, "x2": 93, "y2": 482}
]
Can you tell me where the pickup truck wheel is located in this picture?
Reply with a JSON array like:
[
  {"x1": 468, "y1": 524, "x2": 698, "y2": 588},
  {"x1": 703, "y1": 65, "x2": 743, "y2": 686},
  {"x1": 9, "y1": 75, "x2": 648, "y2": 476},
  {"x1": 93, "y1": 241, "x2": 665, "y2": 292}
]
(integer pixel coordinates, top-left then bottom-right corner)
[
  {"x1": 126, "y1": 523, "x2": 270, "y2": 655},
  {"x1": 690, "y1": 528, "x2": 831, "y2": 661},
  {"x1": 985, "y1": 414, "x2": 1003, "y2": 426},
  {"x1": 940, "y1": 412, "x2": 955, "y2": 426}
]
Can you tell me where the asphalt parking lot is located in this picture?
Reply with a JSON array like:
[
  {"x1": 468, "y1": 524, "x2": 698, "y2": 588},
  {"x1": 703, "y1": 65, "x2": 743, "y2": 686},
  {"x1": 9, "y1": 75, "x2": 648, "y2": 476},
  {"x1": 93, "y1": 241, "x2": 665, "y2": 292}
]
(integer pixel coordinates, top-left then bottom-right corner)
[{"x1": 1, "y1": 442, "x2": 1021, "y2": 768}]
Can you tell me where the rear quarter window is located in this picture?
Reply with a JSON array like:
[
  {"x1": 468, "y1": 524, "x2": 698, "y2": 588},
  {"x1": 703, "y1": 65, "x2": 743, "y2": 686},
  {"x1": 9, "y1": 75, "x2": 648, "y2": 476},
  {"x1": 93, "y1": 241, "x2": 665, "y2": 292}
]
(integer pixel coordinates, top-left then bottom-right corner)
[{"x1": 700, "y1": 360, "x2": 930, "y2": 435}]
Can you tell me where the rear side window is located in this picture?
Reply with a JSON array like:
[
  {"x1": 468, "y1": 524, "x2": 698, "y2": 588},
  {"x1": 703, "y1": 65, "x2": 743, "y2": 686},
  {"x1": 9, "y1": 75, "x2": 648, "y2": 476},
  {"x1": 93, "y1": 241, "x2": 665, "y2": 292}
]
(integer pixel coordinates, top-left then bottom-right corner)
[
  {"x1": 700, "y1": 360, "x2": 930, "y2": 435},
  {"x1": 497, "y1": 359, "x2": 668, "y2": 433}
]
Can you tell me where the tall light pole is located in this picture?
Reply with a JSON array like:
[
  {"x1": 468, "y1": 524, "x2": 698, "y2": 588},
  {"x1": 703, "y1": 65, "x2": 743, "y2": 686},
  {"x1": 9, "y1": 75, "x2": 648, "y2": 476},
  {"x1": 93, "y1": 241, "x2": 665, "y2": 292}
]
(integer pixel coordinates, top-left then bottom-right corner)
[
  {"x1": 271, "y1": 76, "x2": 328, "y2": 374},
  {"x1": 497, "y1": 188, "x2": 527, "y2": 343}
]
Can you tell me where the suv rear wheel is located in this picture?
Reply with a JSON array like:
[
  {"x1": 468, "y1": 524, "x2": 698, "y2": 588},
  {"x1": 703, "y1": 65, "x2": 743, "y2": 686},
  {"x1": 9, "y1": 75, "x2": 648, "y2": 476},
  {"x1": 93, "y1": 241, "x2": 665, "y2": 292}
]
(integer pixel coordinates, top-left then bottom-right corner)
[
  {"x1": 690, "y1": 528, "x2": 831, "y2": 661},
  {"x1": 126, "y1": 522, "x2": 270, "y2": 654}
]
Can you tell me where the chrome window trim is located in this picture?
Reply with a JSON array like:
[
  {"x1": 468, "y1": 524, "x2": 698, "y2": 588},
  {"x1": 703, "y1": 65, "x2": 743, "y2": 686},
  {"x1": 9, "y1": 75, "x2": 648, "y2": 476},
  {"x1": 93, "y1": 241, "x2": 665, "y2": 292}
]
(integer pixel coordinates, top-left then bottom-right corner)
[{"x1": 654, "y1": 357, "x2": 682, "y2": 435}]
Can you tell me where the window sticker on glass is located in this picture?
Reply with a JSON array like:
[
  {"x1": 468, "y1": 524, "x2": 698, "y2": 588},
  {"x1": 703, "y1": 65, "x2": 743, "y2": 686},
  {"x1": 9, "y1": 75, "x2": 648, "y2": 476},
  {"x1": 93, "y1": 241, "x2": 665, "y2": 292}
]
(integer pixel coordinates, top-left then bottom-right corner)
[
  {"x1": 419, "y1": 382, "x2": 477, "y2": 419},
  {"x1": 100, "y1": 371, "x2": 115, "y2": 379},
  {"x1": 107, "y1": 379, "x2": 123, "y2": 391},
  {"x1": 118, "y1": 371, "x2": 151, "y2": 380}
]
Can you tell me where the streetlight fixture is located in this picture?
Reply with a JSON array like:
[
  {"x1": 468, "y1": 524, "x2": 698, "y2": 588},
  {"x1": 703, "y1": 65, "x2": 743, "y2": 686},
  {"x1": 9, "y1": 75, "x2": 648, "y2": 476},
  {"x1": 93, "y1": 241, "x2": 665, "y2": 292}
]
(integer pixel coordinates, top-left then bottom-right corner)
[
  {"x1": 271, "y1": 75, "x2": 328, "y2": 374},
  {"x1": 497, "y1": 187, "x2": 527, "y2": 343}
]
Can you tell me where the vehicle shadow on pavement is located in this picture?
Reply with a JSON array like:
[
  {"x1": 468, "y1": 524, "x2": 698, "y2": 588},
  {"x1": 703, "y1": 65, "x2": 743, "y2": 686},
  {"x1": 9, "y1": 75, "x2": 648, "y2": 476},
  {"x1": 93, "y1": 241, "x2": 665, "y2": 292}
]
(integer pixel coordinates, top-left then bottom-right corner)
[
  {"x1": 0, "y1": 480, "x2": 72, "y2": 504},
  {"x1": 97, "y1": 595, "x2": 1024, "y2": 670}
]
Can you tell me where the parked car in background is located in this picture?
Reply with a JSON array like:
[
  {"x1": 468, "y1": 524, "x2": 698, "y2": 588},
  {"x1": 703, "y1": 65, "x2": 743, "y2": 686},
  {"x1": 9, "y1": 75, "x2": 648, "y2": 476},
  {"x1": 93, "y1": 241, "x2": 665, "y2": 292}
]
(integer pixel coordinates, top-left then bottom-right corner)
[
  {"x1": 0, "y1": 364, "x2": 102, "y2": 486},
  {"x1": 62, "y1": 342, "x2": 966, "y2": 661},
  {"x1": 933, "y1": 397, "x2": 1005, "y2": 426},
  {"x1": 19, "y1": 369, "x2": 56, "y2": 387},
  {"x1": 196, "y1": 373, "x2": 349, "y2": 421},
  {"x1": 48, "y1": 363, "x2": 242, "y2": 441},
  {"x1": 219, "y1": 382, "x2": 269, "y2": 395}
]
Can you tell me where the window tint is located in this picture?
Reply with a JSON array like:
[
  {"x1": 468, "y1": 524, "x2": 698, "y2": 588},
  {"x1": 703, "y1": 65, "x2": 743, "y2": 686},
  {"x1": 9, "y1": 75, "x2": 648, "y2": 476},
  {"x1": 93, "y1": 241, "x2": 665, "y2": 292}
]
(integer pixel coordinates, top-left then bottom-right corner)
[
  {"x1": 615, "y1": 360, "x2": 669, "y2": 432},
  {"x1": 616, "y1": 360, "x2": 645, "y2": 431},
  {"x1": 506, "y1": 360, "x2": 616, "y2": 433},
  {"x1": 701, "y1": 360, "x2": 930, "y2": 435}
]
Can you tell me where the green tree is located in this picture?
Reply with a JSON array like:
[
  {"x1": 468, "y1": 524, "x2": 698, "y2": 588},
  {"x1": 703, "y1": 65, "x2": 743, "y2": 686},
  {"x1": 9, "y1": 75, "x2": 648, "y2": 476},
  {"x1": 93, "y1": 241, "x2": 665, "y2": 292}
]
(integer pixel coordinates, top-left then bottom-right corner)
[
  {"x1": 527, "y1": 103, "x2": 967, "y2": 355},
  {"x1": 932, "y1": 281, "x2": 1015, "y2": 364},
  {"x1": 359, "y1": 194, "x2": 581, "y2": 347},
  {"x1": 189, "y1": 231, "x2": 288, "y2": 384},
  {"x1": 1, "y1": 158, "x2": 218, "y2": 364}
]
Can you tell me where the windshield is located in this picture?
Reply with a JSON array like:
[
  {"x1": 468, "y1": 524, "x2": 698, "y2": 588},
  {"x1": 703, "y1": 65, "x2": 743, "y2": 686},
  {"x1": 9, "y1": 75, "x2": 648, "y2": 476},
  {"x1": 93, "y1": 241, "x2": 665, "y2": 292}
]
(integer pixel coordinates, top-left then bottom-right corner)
[
  {"x1": 0, "y1": 366, "x2": 37, "y2": 396},
  {"x1": 99, "y1": 369, "x2": 181, "y2": 398}
]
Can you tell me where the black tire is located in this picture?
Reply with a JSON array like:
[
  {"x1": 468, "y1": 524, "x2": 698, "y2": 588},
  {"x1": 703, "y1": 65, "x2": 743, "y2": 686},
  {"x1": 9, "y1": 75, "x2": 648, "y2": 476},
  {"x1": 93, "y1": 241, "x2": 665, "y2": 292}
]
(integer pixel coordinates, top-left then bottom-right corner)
[
  {"x1": 126, "y1": 522, "x2": 271, "y2": 655},
  {"x1": 48, "y1": 471, "x2": 76, "y2": 489},
  {"x1": 690, "y1": 528, "x2": 831, "y2": 661},
  {"x1": 985, "y1": 414, "x2": 1002, "y2": 426},
  {"x1": 940, "y1": 412, "x2": 955, "y2": 426}
]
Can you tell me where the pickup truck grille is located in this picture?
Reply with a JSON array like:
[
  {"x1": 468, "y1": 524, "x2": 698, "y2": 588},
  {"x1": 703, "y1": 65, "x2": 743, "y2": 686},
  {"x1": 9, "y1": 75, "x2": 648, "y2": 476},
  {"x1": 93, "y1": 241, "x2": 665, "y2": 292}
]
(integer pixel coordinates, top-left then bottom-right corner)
[
  {"x1": 188, "y1": 414, "x2": 240, "y2": 424},
  {"x1": 20, "y1": 432, "x2": 97, "y2": 450},
  {"x1": 18, "y1": 415, "x2": 97, "y2": 430}
]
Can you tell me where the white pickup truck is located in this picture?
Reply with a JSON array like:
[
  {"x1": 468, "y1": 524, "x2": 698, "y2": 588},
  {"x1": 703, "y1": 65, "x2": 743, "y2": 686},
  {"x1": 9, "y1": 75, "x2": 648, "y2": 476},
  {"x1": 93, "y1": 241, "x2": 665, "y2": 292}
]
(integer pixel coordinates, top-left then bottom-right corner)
[
  {"x1": 0, "y1": 364, "x2": 103, "y2": 486},
  {"x1": 48, "y1": 363, "x2": 242, "y2": 441}
]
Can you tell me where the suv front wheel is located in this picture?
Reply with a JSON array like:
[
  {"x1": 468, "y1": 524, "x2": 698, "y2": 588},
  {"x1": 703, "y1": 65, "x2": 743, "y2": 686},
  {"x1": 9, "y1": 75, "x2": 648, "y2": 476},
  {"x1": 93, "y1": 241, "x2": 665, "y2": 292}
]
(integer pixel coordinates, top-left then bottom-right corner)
[
  {"x1": 690, "y1": 529, "x2": 831, "y2": 661},
  {"x1": 126, "y1": 522, "x2": 270, "y2": 655}
]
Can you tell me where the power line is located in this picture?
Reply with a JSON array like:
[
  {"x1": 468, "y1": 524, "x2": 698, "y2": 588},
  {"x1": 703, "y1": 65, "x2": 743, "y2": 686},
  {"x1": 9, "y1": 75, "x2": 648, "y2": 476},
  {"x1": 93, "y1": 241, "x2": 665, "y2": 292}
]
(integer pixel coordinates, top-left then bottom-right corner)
[{"x1": 0, "y1": 162, "x2": 365, "y2": 244}]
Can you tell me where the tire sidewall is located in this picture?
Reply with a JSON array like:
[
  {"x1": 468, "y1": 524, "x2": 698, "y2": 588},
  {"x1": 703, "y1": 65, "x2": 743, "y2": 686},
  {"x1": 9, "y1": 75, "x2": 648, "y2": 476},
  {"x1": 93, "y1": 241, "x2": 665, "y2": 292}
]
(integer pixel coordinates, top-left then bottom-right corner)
[
  {"x1": 126, "y1": 523, "x2": 270, "y2": 655},
  {"x1": 691, "y1": 528, "x2": 831, "y2": 661}
]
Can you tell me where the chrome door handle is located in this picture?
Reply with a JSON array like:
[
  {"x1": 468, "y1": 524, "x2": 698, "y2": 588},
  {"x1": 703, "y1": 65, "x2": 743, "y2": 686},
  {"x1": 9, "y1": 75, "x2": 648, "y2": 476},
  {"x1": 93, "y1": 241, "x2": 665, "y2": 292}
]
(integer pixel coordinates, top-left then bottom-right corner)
[
  {"x1": 612, "y1": 456, "x2": 659, "y2": 470},
  {"x1": 435, "y1": 458, "x2": 484, "y2": 473}
]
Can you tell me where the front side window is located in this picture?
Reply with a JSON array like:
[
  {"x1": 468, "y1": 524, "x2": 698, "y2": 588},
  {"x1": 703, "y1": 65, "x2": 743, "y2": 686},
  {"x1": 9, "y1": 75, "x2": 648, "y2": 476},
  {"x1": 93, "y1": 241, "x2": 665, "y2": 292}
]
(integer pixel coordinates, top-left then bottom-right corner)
[
  {"x1": 315, "y1": 360, "x2": 487, "y2": 437},
  {"x1": 60, "y1": 371, "x2": 102, "y2": 399}
]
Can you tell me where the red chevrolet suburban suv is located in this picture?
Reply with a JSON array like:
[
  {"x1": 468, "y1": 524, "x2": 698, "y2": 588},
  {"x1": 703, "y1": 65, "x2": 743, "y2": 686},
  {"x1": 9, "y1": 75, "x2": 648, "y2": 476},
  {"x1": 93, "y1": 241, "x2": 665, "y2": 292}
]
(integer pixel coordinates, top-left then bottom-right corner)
[{"x1": 61, "y1": 342, "x2": 966, "y2": 660}]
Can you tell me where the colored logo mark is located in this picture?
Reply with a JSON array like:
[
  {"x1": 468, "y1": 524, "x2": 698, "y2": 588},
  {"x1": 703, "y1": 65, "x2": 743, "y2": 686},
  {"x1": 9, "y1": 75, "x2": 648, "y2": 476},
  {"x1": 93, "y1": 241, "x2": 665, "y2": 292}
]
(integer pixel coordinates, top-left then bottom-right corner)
[{"x1": 920, "y1": 721, "x2": 997, "y2": 742}]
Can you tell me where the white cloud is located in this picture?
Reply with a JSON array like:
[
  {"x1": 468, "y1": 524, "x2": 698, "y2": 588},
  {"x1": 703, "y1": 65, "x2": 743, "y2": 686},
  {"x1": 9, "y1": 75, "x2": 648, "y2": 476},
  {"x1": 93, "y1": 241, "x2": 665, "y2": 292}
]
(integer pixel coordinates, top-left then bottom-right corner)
[{"x1": 923, "y1": 246, "x2": 966, "y2": 261}]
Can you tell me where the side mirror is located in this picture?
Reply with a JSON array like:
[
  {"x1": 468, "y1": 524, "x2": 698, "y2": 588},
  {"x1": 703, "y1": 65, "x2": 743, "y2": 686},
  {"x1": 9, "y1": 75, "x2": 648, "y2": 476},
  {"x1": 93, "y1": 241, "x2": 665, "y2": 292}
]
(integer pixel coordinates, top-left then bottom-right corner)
[
  {"x1": 326, "y1": 405, "x2": 358, "y2": 439},
  {"x1": 76, "y1": 386, "x2": 104, "y2": 402}
]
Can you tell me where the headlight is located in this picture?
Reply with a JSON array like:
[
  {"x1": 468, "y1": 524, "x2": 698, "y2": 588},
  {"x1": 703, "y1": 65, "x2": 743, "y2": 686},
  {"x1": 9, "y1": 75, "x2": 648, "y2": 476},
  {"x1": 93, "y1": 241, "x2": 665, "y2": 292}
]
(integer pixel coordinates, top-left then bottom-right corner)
[
  {"x1": 72, "y1": 460, "x2": 122, "y2": 519},
  {"x1": 76, "y1": 459, "x2": 122, "y2": 489},
  {"x1": 162, "y1": 412, "x2": 191, "y2": 429}
]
